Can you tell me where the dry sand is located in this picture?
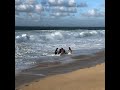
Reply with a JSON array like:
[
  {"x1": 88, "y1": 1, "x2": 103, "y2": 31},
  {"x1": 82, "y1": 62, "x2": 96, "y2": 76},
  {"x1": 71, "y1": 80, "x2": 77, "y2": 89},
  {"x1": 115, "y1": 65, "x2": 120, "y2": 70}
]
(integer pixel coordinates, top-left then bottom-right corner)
[{"x1": 20, "y1": 63, "x2": 105, "y2": 90}]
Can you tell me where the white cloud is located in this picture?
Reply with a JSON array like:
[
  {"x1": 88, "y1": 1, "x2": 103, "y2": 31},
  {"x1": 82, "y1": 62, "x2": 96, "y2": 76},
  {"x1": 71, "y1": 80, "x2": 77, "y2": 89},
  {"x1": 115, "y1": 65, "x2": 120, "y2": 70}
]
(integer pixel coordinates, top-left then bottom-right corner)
[
  {"x1": 48, "y1": 0, "x2": 56, "y2": 3},
  {"x1": 48, "y1": 0, "x2": 77, "y2": 17},
  {"x1": 59, "y1": 6, "x2": 65, "y2": 11},
  {"x1": 51, "y1": 6, "x2": 77, "y2": 13},
  {"x1": 15, "y1": 4, "x2": 34, "y2": 12},
  {"x1": 48, "y1": 0, "x2": 64, "y2": 6},
  {"x1": 15, "y1": 0, "x2": 77, "y2": 17},
  {"x1": 57, "y1": 0, "x2": 64, "y2": 5},
  {"x1": 48, "y1": 0, "x2": 76, "y2": 7},
  {"x1": 82, "y1": 9, "x2": 104, "y2": 17},
  {"x1": 68, "y1": 0, "x2": 76, "y2": 7},
  {"x1": 67, "y1": 7, "x2": 77, "y2": 13},
  {"x1": 51, "y1": 6, "x2": 67, "y2": 12},
  {"x1": 35, "y1": 4, "x2": 44, "y2": 13},
  {"x1": 15, "y1": 0, "x2": 104, "y2": 19},
  {"x1": 49, "y1": 6, "x2": 77, "y2": 18},
  {"x1": 25, "y1": 0, "x2": 37, "y2": 5},
  {"x1": 50, "y1": 12, "x2": 70, "y2": 17},
  {"x1": 88, "y1": 9, "x2": 96, "y2": 15},
  {"x1": 53, "y1": 12, "x2": 61, "y2": 16},
  {"x1": 44, "y1": 5, "x2": 50, "y2": 11}
]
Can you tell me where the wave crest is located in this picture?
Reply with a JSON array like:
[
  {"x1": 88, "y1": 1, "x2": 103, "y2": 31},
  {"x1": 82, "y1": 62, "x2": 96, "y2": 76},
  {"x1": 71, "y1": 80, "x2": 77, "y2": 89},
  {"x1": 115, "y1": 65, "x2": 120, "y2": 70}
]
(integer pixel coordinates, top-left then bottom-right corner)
[{"x1": 46, "y1": 31, "x2": 63, "y2": 40}]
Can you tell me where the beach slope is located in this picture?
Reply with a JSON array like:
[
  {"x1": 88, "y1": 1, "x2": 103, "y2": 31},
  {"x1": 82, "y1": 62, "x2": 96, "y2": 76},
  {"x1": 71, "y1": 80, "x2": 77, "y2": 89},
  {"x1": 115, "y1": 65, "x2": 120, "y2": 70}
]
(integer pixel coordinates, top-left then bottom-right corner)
[{"x1": 20, "y1": 63, "x2": 105, "y2": 90}]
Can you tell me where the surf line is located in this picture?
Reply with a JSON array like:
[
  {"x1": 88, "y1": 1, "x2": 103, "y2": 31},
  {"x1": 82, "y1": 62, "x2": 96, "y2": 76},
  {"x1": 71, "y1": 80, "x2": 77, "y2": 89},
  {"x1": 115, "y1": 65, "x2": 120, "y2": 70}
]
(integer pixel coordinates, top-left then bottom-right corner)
[{"x1": 21, "y1": 73, "x2": 46, "y2": 76}]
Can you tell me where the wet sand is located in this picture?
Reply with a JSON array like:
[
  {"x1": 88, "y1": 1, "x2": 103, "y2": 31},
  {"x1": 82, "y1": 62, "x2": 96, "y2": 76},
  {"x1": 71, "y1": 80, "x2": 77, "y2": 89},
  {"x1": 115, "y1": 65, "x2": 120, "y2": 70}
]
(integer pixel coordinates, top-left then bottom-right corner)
[
  {"x1": 15, "y1": 50, "x2": 105, "y2": 90},
  {"x1": 20, "y1": 63, "x2": 105, "y2": 90}
]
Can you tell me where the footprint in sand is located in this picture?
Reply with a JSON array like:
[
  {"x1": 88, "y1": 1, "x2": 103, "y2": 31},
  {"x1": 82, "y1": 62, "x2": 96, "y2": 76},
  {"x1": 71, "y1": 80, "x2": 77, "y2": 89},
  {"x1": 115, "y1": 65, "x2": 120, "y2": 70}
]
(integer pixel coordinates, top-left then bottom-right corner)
[
  {"x1": 25, "y1": 84, "x2": 29, "y2": 86},
  {"x1": 35, "y1": 80, "x2": 39, "y2": 82}
]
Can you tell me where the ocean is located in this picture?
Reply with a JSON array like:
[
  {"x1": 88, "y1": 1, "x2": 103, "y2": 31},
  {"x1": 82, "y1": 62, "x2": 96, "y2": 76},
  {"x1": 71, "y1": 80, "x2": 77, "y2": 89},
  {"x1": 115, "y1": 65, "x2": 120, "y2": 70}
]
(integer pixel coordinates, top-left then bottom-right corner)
[{"x1": 15, "y1": 28, "x2": 105, "y2": 74}]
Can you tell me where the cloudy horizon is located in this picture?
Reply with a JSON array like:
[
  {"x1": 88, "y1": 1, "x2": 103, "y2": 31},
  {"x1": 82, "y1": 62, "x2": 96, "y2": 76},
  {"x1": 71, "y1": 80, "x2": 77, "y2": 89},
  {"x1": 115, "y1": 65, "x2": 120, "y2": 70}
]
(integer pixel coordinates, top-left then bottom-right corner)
[{"x1": 15, "y1": 0, "x2": 105, "y2": 27}]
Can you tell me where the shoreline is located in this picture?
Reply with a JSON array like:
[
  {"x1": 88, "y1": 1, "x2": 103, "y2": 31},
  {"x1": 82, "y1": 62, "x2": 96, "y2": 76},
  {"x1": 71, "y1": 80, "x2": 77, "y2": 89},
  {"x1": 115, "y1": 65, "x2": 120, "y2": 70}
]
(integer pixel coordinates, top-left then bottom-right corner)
[
  {"x1": 16, "y1": 48, "x2": 104, "y2": 75},
  {"x1": 15, "y1": 50, "x2": 105, "y2": 89}
]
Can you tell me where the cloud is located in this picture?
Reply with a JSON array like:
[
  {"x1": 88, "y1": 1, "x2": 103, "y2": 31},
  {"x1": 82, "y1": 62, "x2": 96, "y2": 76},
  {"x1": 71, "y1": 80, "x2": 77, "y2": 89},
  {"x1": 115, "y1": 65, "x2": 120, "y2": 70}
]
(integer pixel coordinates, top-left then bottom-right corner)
[
  {"x1": 51, "y1": 6, "x2": 77, "y2": 13},
  {"x1": 50, "y1": 12, "x2": 70, "y2": 17},
  {"x1": 58, "y1": 6, "x2": 66, "y2": 11},
  {"x1": 67, "y1": 0, "x2": 76, "y2": 7},
  {"x1": 77, "y1": 2, "x2": 88, "y2": 7},
  {"x1": 47, "y1": 0, "x2": 77, "y2": 17},
  {"x1": 81, "y1": 9, "x2": 104, "y2": 17},
  {"x1": 27, "y1": 13, "x2": 45, "y2": 20},
  {"x1": 15, "y1": 4, "x2": 44, "y2": 15},
  {"x1": 51, "y1": 6, "x2": 67, "y2": 12},
  {"x1": 44, "y1": 5, "x2": 50, "y2": 11},
  {"x1": 15, "y1": 0, "x2": 22, "y2": 5},
  {"x1": 35, "y1": 4, "x2": 44, "y2": 13},
  {"x1": 15, "y1": 0, "x2": 37, "y2": 5},
  {"x1": 25, "y1": 0, "x2": 37, "y2": 5},
  {"x1": 15, "y1": 0, "x2": 104, "y2": 20},
  {"x1": 15, "y1": 0, "x2": 77, "y2": 17},
  {"x1": 48, "y1": 0, "x2": 64, "y2": 6},
  {"x1": 48, "y1": 0, "x2": 76, "y2": 7},
  {"x1": 67, "y1": 7, "x2": 77, "y2": 13},
  {"x1": 27, "y1": 13, "x2": 36, "y2": 18},
  {"x1": 49, "y1": 6, "x2": 77, "y2": 18},
  {"x1": 15, "y1": 4, "x2": 34, "y2": 12}
]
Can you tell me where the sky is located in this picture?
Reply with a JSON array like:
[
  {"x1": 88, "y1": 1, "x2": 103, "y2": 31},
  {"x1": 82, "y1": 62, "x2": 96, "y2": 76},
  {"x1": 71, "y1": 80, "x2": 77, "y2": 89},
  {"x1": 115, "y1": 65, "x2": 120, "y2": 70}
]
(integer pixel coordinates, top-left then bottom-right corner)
[{"x1": 15, "y1": 0, "x2": 105, "y2": 27}]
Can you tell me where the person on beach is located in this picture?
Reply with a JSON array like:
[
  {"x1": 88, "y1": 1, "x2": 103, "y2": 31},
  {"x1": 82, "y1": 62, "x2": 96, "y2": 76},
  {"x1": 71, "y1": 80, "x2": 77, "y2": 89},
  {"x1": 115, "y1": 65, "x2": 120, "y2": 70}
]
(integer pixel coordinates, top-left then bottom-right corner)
[
  {"x1": 55, "y1": 48, "x2": 58, "y2": 55},
  {"x1": 68, "y1": 47, "x2": 72, "y2": 54}
]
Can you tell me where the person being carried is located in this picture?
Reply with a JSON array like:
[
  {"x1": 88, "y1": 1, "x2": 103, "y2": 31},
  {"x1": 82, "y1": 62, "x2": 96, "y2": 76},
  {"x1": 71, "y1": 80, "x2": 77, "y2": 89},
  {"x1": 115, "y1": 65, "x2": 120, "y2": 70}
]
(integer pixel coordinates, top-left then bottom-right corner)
[{"x1": 60, "y1": 48, "x2": 67, "y2": 55}]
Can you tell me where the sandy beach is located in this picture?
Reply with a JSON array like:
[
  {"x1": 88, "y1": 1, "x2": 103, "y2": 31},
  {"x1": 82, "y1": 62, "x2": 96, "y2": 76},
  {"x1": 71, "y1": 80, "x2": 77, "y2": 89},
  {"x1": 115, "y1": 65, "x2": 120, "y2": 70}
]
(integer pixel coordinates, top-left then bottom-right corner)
[
  {"x1": 19, "y1": 63, "x2": 105, "y2": 90},
  {"x1": 15, "y1": 50, "x2": 105, "y2": 90}
]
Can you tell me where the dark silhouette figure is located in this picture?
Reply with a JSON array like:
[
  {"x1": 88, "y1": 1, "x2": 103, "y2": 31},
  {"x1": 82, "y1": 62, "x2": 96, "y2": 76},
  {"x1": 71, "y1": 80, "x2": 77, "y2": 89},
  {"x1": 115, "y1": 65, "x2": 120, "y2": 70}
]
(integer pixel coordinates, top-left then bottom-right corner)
[
  {"x1": 55, "y1": 48, "x2": 58, "y2": 55},
  {"x1": 58, "y1": 48, "x2": 62, "y2": 54},
  {"x1": 60, "y1": 48, "x2": 67, "y2": 55},
  {"x1": 68, "y1": 47, "x2": 72, "y2": 54}
]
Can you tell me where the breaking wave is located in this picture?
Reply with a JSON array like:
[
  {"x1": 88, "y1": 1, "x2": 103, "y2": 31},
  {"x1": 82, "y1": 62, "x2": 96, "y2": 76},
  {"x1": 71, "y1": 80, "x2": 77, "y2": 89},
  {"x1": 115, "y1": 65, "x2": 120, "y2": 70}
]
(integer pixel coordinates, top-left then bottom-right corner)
[{"x1": 15, "y1": 30, "x2": 105, "y2": 42}]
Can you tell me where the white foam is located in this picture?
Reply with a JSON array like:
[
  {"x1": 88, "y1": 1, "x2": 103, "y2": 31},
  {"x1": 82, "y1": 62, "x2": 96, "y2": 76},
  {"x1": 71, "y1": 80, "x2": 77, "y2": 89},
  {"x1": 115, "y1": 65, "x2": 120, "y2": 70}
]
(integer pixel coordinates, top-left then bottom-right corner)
[
  {"x1": 90, "y1": 31, "x2": 98, "y2": 34},
  {"x1": 46, "y1": 31, "x2": 63, "y2": 40},
  {"x1": 79, "y1": 31, "x2": 99, "y2": 38},
  {"x1": 21, "y1": 73, "x2": 46, "y2": 76},
  {"x1": 16, "y1": 36, "x2": 20, "y2": 39},
  {"x1": 43, "y1": 53, "x2": 60, "y2": 56},
  {"x1": 68, "y1": 52, "x2": 72, "y2": 55},
  {"x1": 22, "y1": 34, "x2": 27, "y2": 37}
]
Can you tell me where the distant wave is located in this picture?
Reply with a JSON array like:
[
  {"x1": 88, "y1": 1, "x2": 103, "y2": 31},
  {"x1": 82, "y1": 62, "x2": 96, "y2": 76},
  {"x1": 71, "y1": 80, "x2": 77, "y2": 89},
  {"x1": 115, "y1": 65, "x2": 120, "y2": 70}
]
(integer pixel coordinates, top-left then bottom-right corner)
[
  {"x1": 16, "y1": 30, "x2": 104, "y2": 42},
  {"x1": 16, "y1": 34, "x2": 30, "y2": 43}
]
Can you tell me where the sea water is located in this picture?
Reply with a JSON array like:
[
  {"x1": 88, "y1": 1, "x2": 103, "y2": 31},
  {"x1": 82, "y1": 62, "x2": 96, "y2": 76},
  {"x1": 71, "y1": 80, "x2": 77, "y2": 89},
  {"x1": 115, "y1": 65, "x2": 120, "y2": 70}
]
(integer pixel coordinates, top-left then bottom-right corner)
[{"x1": 15, "y1": 29, "x2": 105, "y2": 74}]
